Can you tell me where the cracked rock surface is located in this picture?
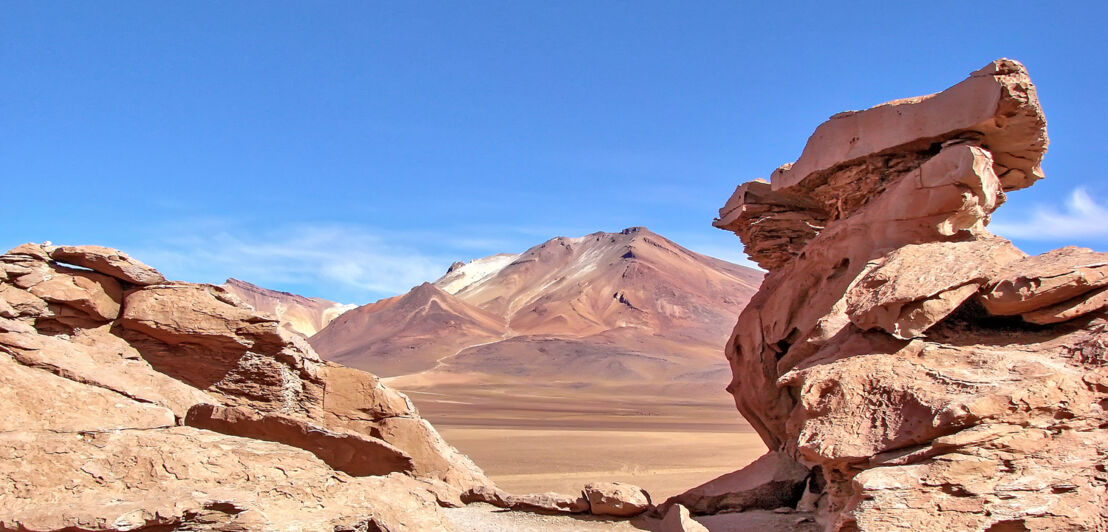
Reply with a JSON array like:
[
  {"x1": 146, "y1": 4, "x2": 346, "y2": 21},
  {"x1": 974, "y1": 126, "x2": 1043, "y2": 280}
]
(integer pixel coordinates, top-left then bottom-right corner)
[
  {"x1": 704, "y1": 59, "x2": 1106, "y2": 531},
  {"x1": 0, "y1": 243, "x2": 494, "y2": 530}
]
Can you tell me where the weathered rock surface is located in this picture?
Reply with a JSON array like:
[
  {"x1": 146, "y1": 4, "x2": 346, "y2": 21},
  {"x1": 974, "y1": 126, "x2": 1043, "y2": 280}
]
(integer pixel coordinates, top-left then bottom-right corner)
[
  {"x1": 583, "y1": 482, "x2": 652, "y2": 517},
  {"x1": 711, "y1": 59, "x2": 1107, "y2": 531},
  {"x1": 0, "y1": 242, "x2": 495, "y2": 530},
  {"x1": 660, "y1": 451, "x2": 810, "y2": 516},
  {"x1": 659, "y1": 504, "x2": 709, "y2": 532},
  {"x1": 461, "y1": 485, "x2": 591, "y2": 514},
  {"x1": 49, "y1": 244, "x2": 167, "y2": 285}
]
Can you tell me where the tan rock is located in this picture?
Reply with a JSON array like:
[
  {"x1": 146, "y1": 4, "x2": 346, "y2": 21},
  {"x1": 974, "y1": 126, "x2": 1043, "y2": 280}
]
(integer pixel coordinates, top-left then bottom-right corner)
[
  {"x1": 49, "y1": 244, "x2": 166, "y2": 285},
  {"x1": 1021, "y1": 285, "x2": 1108, "y2": 324},
  {"x1": 26, "y1": 267, "x2": 123, "y2": 322},
  {"x1": 512, "y1": 492, "x2": 590, "y2": 514},
  {"x1": 0, "y1": 325, "x2": 213, "y2": 419},
  {"x1": 0, "y1": 351, "x2": 175, "y2": 432},
  {"x1": 661, "y1": 452, "x2": 809, "y2": 516},
  {"x1": 0, "y1": 427, "x2": 454, "y2": 531},
  {"x1": 583, "y1": 482, "x2": 651, "y2": 517},
  {"x1": 847, "y1": 239, "x2": 1024, "y2": 339},
  {"x1": 120, "y1": 283, "x2": 282, "y2": 351},
  {"x1": 0, "y1": 242, "x2": 493, "y2": 528},
  {"x1": 659, "y1": 504, "x2": 708, "y2": 532},
  {"x1": 980, "y1": 246, "x2": 1108, "y2": 317},
  {"x1": 0, "y1": 284, "x2": 48, "y2": 318},
  {"x1": 185, "y1": 403, "x2": 415, "y2": 477},
  {"x1": 5, "y1": 242, "x2": 51, "y2": 260},
  {"x1": 770, "y1": 58, "x2": 1046, "y2": 192},
  {"x1": 713, "y1": 59, "x2": 1106, "y2": 530}
]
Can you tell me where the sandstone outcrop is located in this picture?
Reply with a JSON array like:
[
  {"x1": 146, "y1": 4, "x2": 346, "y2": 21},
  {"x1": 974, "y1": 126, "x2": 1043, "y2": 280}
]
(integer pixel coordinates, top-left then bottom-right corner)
[
  {"x1": 0, "y1": 242, "x2": 493, "y2": 530},
  {"x1": 583, "y1": 482, "x2": 652, "y2": 517},
  {"x1": 708, "y1": 59, "x2": 1106, "y2": 530}
]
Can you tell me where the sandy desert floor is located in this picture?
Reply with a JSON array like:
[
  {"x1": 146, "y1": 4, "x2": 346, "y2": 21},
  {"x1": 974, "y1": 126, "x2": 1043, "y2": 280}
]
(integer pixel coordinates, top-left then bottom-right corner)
[{"x1": 396, "y1": 381, "x2": 768, "y2": 500}]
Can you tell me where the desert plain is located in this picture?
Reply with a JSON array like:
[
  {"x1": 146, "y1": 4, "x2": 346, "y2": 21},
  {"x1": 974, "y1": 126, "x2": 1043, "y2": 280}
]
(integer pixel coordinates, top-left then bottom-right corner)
[{"x1": 390, "y1": 378, "x2": 767, "y2": 499}]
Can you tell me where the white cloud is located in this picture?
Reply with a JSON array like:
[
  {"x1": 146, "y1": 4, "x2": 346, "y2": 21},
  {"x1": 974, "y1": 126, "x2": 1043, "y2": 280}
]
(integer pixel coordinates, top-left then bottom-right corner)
[
  {"x1": 991, "y1": 188, "x2": 1108, "y2": 240},
  {"x1": 129, "y1": 223, "x2": 452, "y2": 302}
]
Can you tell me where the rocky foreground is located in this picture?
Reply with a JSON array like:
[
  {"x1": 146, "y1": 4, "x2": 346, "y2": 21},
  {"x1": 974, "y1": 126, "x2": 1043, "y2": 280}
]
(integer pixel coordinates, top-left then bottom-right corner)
[
  {"x1": 0, "y1": 243, "x2": 497, "y2": 529},
  {"x1": 0, "y1": 244, "x2": 682, "y2": 530},
  {"x1": 2, "y1": 58, "x2": 1106, "y2": 532},
  {"x1": 691, "y1": 58, "x2": 1107, "y2": 530}
]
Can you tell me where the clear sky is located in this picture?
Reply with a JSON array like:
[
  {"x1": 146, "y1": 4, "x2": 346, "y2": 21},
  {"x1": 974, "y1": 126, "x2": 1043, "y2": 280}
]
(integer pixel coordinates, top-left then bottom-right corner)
[{"x1": 3, "y1": 2, "x2": 1105, "y2": 303}]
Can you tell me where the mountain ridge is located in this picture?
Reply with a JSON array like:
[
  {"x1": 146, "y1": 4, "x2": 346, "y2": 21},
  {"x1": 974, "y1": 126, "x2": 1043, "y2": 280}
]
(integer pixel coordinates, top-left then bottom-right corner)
[{"x1": 309, "y1": 227, "x2": 763, "y2": 401}]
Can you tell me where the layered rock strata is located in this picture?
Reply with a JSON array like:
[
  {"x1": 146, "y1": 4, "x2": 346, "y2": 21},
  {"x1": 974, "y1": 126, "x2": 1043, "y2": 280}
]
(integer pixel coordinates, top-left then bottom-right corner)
[
  {"x1": 702, "y1": 59, "x2": 1106, "y2": 530},
  {"x1": 0, "y1": 244, "x2": 491, "y2": 530}
]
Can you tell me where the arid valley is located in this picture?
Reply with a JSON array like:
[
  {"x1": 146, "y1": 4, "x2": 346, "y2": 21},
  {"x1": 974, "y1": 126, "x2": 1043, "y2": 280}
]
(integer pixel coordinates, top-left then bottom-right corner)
[
  {"x1": 3, "y1": 4, "x2": 1107, "y2": 531},
  {"x1": 229, "y1": 227, "x2": 770, "y2": 500}
]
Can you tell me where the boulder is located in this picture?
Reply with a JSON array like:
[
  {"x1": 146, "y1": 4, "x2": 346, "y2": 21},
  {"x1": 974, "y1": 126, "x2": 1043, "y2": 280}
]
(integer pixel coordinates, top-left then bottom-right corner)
[
  {"x1": 659, "y1": 504, "x2": 708, "y2": 532},
  {"x1": 25, "y1": 267, "x2": 124, "y2": 322},
  {"x1": 49, "y1": 244, "x2": 166, "y2": 285},
  {"x1": 583, "y1": 482, "x2": 651, "y2": 517},
  {"x1": 660, "y1": 452, "x2": 809, "y2": 515},
  {"x1": 120, "y1": 283, "x2": 284, "y2": 351},
  {"x1": 0, "y1": 325, "x2": 213, "y2": 419},
  {"x1": 0, "y1": 284, "x2": 48, "y2": 318},
  {"x1": 185, "y1": 403, "x2": 415, "y2": 477},
  {"x1": 460, "y1": 486, "x2": 590, "y2": 514}
]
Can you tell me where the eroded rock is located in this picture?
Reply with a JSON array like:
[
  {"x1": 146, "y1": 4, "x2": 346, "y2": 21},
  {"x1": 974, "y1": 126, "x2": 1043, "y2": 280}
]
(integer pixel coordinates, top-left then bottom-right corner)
[
  {"x1": 583, "y1": 482, "x2": 651, "y2": 517},
  {"x1": 661, "y1": 452, "x2": 809, "y2": 516},
  {"x1": 713, "y1": 59, "x2": 1106, "y2": 531},
  {"x1": 49, "y1": 244, "x2": 166, "y2": 286},
  {"x1": 659, "y1": 504, "x2": 709, "y2": 532},
  {"x1": 0, "y1": 242, "x2": 492, "y2": 530}
]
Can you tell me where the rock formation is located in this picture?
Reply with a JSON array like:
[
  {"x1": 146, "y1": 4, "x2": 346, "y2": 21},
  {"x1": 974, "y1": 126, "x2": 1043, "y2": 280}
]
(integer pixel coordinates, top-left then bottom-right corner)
[
  {"x1": 692, "y1": 59, "x2": 1106, "y2": 530},
  {"x1": 0, "y1": 244, "x2": 491, "y2": 530}
]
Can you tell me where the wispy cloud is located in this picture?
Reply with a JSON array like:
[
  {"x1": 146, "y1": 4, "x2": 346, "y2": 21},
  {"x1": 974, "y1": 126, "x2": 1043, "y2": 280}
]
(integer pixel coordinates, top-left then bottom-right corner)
[
  {"x1": 991, "y1": 188, "x2": 1108, "y2": 240},
  {"x1": 129, "y1": 222, "x2": 455, "y2": 303}
]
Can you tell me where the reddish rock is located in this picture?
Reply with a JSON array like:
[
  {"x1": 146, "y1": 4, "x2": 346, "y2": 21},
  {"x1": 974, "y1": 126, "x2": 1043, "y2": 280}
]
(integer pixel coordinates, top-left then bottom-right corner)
[
  {"x1": 0, "y1": 242, "x2": 493, "y2": 530},
  {"x1": 1, "y1": 351, "x2": 175, "y2": 432},
  {"x1": 583, "y1": 482, "x2": 651, "y2": 517},
  {"x1": 49, "y1": 244, "x2": 166, "y2": 286},
  {"x1": 713, "y1": 59, "x2": 1106, "y2": 531},
  {"x1": 980, "y1": 246, "x2": 1108, "y2": 318},
  {"x1": 846, "y1": 239, "x2": 1024, "y2": 339},
  {"x1": 25, "y1": 267, "x2": 123, "y2": 322},
  {"x1": 185, "y1": 403, "x2": 415, "y2": 477},
  {"x1": 0, "y1": 428, "x2": 453, "y2": 531},
  {"x1": 659, "y1": 504, "x2": 708, "y2": 532},
  {"x1": 660, "y1": 452, "x2": 809, "y2": 516}
]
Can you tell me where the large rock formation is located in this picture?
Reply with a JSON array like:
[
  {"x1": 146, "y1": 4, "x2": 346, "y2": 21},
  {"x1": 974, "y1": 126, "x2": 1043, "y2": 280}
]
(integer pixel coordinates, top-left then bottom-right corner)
[
  {"x1": 700, "y1": 59, "x2": 1106, "y2": 530},
  {"x1": 0, "y1": 243, "x2": 492, "y2": 530}
]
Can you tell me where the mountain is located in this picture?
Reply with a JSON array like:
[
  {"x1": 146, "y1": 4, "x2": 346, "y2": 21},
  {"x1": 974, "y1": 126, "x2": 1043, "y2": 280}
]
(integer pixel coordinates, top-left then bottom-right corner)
[
  {"x1": 313, "y1": 282, "x2": 507, "y2": 375},
  {"x1": 221, "y1": 277, "x2": 354, "y2": 337},
  {"x1": 309, "y1": 227, "x2": 764, "y2": 423}
]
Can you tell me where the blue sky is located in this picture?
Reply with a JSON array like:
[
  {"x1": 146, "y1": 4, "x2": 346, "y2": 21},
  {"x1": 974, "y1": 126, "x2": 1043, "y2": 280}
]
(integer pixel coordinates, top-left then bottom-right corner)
[{"x1": 2, "y1": 2, "x2": 1105, "y2": 303}]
